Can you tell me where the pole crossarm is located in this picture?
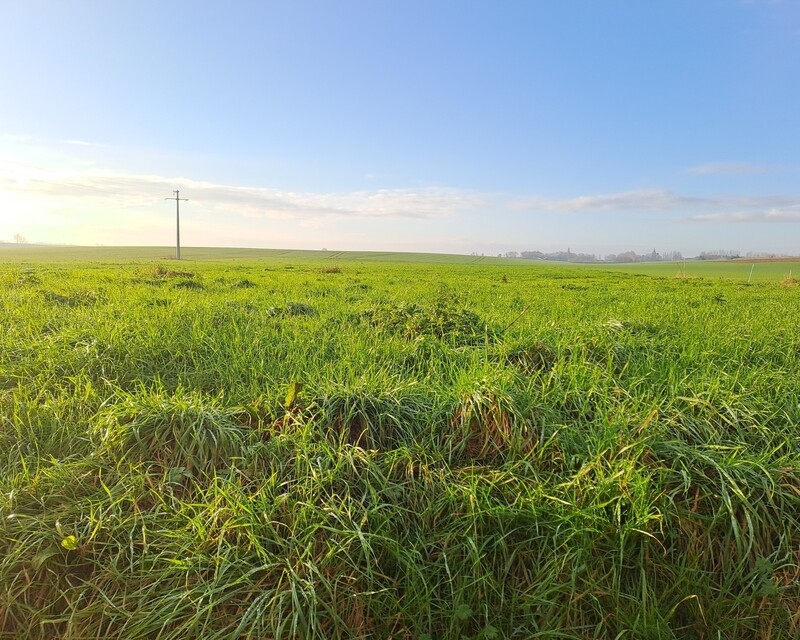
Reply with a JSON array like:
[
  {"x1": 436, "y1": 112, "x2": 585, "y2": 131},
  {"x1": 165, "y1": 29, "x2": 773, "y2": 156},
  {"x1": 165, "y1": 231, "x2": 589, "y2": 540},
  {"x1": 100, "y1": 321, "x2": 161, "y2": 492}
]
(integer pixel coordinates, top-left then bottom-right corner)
[{"x1": 165, "y1": 190, "x2": 188, "y2": 260}]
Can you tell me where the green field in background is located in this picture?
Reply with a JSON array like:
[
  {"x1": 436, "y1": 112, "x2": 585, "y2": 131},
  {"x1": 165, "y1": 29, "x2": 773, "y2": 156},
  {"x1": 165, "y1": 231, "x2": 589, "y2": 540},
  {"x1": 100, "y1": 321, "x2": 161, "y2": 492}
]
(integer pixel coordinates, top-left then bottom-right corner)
[{"x1": 3, "y1": 244, "x2": 796, "y2": 281}]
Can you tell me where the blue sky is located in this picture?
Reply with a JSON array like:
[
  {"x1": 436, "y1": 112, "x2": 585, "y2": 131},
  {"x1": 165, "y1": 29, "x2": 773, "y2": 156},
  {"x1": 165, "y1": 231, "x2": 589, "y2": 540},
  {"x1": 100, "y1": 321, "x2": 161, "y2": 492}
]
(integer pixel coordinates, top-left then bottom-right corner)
[{"x1": 1, "y1": 0, "x2": 799, "y2": 256}]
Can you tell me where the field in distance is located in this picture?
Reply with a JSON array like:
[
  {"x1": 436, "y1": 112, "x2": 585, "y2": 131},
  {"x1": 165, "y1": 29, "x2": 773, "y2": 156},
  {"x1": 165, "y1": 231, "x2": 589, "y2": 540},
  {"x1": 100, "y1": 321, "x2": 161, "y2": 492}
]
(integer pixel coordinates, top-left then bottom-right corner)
[
  {"x1": 2, "y1": 244, "x2": 798, "y2": 281},
  {"x1": 1, "y1": 252, "x2": 799, "y2": 638}
]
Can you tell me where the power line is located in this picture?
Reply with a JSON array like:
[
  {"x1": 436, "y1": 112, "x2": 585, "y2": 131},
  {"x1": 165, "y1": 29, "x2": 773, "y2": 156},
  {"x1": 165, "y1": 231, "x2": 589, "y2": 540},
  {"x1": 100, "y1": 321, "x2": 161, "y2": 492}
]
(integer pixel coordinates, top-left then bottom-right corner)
[{"x1": 165, "y1": 190, "x2": 188, "y2": 259}]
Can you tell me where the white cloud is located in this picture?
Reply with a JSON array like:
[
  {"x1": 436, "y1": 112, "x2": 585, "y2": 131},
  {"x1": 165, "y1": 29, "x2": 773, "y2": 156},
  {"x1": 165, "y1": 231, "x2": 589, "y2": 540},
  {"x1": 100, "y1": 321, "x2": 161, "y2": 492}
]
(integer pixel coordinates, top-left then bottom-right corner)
[
  {"x1": 3, "y1": 169, "x2": 488, "y2": 221},
  {"x1": 60, "y1": 139, "x2": 100, "y2": 147},
  {"x1": 687, "y1": 162, "x2": 769, "y2": 175},
  {"x1": 511, "y1": 189, "x2": 800, "y2": 221},
  {"x1": 9, "y1": 166, "x2": 800, "y2": 227},
  {"x1": 512, "y1": 189, "x2": 711, "y2": 212},
  {"x1": 690, "y1": 205, "x2": 800, "y2": 223}
]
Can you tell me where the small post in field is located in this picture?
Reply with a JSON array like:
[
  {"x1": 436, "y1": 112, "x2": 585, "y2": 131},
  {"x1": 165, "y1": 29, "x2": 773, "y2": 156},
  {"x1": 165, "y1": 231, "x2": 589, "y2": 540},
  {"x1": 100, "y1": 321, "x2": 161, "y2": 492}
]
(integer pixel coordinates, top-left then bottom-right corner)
[{"x1": 165, "y1": 190, "x2": 189, "y2": 259}]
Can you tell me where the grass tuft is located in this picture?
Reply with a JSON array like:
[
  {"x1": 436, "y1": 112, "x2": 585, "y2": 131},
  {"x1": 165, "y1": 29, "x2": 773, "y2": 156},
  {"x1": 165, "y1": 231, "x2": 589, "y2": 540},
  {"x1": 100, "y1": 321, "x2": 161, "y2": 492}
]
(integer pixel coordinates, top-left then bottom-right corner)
[{"x1": 93, "y1": 385, "x2": 248, "y2": 475}]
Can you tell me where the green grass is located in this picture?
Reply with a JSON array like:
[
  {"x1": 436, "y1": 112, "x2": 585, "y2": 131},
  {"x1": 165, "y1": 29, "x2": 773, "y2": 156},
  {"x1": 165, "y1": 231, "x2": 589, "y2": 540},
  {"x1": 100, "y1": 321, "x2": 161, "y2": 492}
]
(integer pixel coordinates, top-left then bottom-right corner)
[
  {"x1": 1, "y1": 250, "x2": 799, "y2": 638},
  {"x1": 589, "y1": 259, "x2": 800, "y2": 282},
  {"x1": 0, "y1": 245, "x2": 509, "y2": 265},
  {"x1": 5, "y1": 244, "x2": 797, "y2": 281}
]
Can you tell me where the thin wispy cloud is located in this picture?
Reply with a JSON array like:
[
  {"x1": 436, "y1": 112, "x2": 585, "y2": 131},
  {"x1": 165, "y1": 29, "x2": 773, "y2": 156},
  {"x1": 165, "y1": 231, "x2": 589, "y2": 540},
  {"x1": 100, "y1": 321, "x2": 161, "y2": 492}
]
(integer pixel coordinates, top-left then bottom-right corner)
[
  {"x1": 1, "y1": 133, "x2": 102, "y2": 148},
  {"x1": 691, "y1": 205, "x2": 800, "y2": 223},
  {"x1": 687, "y1": 162, "x2": 769, "y2": 175},
  {"x1": 9, "y1": 168, "x2": 800, "y2": 226},
  {"x1": 511, "y1": 188, "x2": 800, "y2": 223},
  {"x1": 60, "y1": 139, "x2": 99, "y2": 147},
  {"x1": 512, "y1": 189, "x2": 711, "y2": 212},
  {"x1": 4, "y1": 170, "x2": 488, "y2": 221}
]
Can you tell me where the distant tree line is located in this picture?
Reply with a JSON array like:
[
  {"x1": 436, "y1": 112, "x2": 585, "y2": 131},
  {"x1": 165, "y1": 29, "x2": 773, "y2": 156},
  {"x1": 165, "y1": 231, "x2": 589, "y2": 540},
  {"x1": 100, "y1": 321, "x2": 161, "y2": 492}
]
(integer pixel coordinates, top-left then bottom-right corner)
[
  {"x1": 493, "y1": 248, "x2": 798, "y2": 263},
  {"x1": 694, "y1": 250, "x2": 796, "y2": 260},
  {"x1": 696, "y1": 250, "x2": 740, "y2": 260},
  {"x1": 743, "y1": 251, "x2": 793, "y2": 258},
  {"x1": 498, "y1": 249, "x2": 684, "y2": 263}
]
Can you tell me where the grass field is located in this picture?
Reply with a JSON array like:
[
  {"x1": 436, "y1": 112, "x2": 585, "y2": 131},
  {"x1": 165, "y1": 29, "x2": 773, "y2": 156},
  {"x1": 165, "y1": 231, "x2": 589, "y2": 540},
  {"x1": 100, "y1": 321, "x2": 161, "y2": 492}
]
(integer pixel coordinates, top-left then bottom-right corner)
[
  {"x1": 590, "y1": 259, "x2": 800, "y2": 282},
  {"x1": 3, "y1": 244, "x2": 798, "y2": 281},
  {"x1": 1, "y1": 247, "x2": 799, "y2": 638}
]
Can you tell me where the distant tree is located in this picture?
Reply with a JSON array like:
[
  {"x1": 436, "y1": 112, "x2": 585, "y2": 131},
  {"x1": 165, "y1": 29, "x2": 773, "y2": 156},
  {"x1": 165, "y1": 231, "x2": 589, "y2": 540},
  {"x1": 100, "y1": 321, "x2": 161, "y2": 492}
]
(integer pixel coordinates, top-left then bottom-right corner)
[
  {"x1": 505, "y1": 251, "x2": 519, "y2": 259},
  {"x1": 699, "y1": 249, "x2": 740, "y2": 260},
  {"x1": 571, "y1": 252, "x2": 599, "y2": 263},
  {"x1": 13, "y1": 233, "x2": 27, "y2": 244}
]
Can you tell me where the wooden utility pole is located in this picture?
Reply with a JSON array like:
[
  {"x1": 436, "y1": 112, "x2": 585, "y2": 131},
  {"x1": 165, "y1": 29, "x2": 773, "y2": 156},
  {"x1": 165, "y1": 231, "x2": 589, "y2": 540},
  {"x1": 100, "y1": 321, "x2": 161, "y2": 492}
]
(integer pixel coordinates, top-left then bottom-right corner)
[{"x1": 165, "y1": 190, "x2": 188, "y2": 259}]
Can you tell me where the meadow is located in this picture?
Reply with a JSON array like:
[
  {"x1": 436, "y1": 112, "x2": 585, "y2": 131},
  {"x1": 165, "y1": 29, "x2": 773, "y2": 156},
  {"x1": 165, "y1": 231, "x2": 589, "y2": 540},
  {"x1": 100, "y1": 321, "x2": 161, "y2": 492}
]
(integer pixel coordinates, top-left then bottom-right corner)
[{"x1": 1, "y1": 247, "x2": 799, "y2": 639}]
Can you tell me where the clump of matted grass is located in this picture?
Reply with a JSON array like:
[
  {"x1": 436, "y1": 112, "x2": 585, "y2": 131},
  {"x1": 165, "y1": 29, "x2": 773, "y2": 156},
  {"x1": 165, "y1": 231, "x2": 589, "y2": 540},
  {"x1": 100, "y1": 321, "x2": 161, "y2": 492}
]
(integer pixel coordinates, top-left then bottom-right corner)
[
  {"x1": 92, "y1": 384, "x2": 250, "y2": 475},
  {"x1": 364, "y1": 298, "x2": 492, "y2": 346},
  {"x1": 501, "y1": 338, "x2": 558, "y2": 374},
  {"x1": 42, "y1": 289, "x2": 105, "y2": 307},
  {"x1": 14, "y1": 269, "x2": 41, "y2": 286},
  {"x1": 152, "y1": 264, "x2": 195, "y2": 279},
  {"x1": 172, "y1": 278, "x2": 204, "y2": 291},
  {"x1": 265, "y1": 301, "x2": 318, "y2": 317},
  {"x1": 446, "y1": 378, "x2": 533, "y2": 462}
]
